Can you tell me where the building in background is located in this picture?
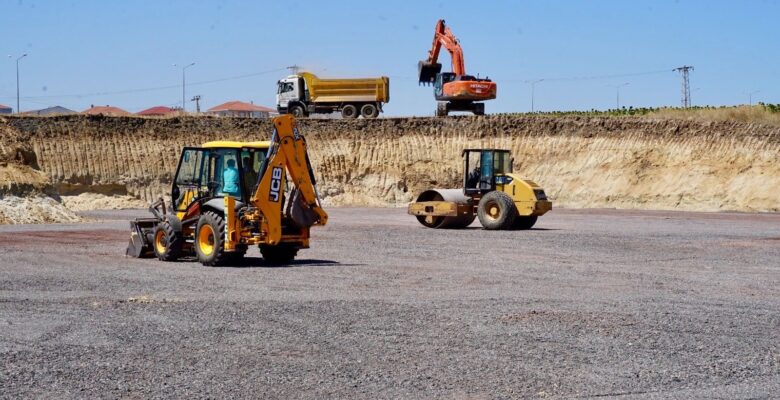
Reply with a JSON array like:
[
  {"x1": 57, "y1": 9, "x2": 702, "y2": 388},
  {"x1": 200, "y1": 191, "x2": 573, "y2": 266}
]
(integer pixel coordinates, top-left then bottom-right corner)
[
  {"x1": 0, "y1": 104, "x2": 12, "y2": 114},
  {"x1": 21, "y1": 106, "x2": 77, "y2": 116},
  {"x1": 137, "y1": 106, "x2": 178, "y2": 116},
  {"x1": 82, "y1": 105, "x2": 131, "y2": 116},
  {"x1": 207, "y1": 101, "x2": 276, "y2": 118}
]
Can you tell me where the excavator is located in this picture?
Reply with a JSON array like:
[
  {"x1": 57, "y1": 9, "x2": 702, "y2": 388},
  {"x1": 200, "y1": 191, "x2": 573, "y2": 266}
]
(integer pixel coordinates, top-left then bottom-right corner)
[
  {"x1": 126, "y1": 115, "x2": 328, "y2": 266},
  {"x1": 418, "y1": 19, "x2": 497, "y2": 116}
]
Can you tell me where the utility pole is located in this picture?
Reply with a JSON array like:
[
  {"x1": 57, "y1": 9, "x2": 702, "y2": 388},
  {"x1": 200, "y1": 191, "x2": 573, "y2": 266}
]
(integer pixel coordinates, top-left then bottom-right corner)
[
  {"x1": 607, "y1": 82, "x2": 630, "y2": 109},
  {"x1": 748, "y1": 90, "x2": 760, "y2": 106},
  {"x1": 174, "y1": 62, "x2": 195, "y2": 112},
  {"x1": 674, "y1": 65, "x2": 694, "y2": 108},
  {"x1": 527, "y1": 79, "x2": 544, "y2": 112},
  {"x1": 191, "y1": 95, "x2": 201, "y2": 113},
  {"x1": 10, "y1": 54, "x2": 28, "y2": 114},
  {"x1": 287, "y1": 65, "x2": 301, "y2": 75}
]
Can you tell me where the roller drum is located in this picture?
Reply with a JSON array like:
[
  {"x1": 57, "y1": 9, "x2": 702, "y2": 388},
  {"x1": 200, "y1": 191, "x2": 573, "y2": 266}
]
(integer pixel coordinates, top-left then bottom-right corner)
[{"x1": 414, "y1": 189, "x2": 476, "y2": 229}]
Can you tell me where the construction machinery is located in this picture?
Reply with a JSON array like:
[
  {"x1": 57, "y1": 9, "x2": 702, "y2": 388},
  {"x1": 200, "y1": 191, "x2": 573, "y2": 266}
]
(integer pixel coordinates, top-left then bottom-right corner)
[
  {"x1": 418, "y1": 19, "x2": 497, "y2": 116},
  {"x1": 408, "y1": 149, "x2": 551, "y2": 230},
  {"x1": 277, "y1": 72, "x2": 390, "y2": 119},
  {"x1": 126, "y1": 115, "x2": 328, "y2": 265}
]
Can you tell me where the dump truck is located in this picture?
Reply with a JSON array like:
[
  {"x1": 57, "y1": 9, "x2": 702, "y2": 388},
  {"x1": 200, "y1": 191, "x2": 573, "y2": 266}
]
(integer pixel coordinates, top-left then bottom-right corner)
[
  {"x1": 127, "y1": 114, "x2": 328, "y2": 266},
  {"x1": 276, "y1": 72, "x2": 389, "y2": 119},
  {"x1": 408, "y1": 149, "x2": 551, "y2": 230}
]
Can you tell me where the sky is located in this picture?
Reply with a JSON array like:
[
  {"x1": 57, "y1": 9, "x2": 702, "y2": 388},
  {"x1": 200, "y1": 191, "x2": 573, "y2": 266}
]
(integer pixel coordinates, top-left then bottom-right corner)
[{"x1": 1, "y1": 0, "x2": 777, "y2": 116}]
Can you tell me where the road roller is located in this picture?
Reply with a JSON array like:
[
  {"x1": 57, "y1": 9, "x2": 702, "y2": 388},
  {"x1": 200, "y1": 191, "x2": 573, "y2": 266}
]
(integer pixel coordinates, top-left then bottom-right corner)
[{"x1": 407, "y1": 149, "x2": 552, "y2": 230}]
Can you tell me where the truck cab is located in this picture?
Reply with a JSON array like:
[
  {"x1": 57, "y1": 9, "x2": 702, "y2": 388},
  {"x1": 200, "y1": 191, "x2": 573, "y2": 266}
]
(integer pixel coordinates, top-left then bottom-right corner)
[{"x1": 276, "y1": 76, "x2": 307, "y2": 117}]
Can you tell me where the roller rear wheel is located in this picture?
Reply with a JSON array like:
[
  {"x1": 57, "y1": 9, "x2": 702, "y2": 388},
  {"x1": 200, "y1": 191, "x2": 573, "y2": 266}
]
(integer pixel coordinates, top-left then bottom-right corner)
[{"x1": 477, "y1": 191, "x2": 517, "y2": 230}]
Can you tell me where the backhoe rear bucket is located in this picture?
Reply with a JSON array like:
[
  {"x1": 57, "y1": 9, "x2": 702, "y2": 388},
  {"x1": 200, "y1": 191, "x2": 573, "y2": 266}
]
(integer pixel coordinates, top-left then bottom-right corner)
[
  {"x1": 418, "y1": 61, "x2": 442, "y2": 85},
  {"x1": 126, "y1": 218, "x2": 157, "y2": 258}
]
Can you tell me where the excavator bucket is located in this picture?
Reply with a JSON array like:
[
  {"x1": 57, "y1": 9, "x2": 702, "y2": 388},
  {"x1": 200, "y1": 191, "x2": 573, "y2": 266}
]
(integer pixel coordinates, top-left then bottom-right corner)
[{"x1": 418, "y1": 61, "x2": 442, "y2": 85}]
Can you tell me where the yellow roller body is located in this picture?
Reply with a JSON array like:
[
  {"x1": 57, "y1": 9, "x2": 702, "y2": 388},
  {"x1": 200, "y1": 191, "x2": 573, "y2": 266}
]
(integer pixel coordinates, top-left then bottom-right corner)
[{"x1": 407, "y1": 189, "x2": 476, "y2": 229}]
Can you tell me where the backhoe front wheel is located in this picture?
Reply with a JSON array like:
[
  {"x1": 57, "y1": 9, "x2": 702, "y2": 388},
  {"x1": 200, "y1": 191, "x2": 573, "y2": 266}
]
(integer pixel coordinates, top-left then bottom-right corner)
[
  {"x1": 153, "y1": 221, "x2": 182, "y2": 261},
  {"x1": 477, "y1": 191, "x2": 517, "y2": 230},
  {"x1": 195, "y1": 211, "x2": 228, "y2": 266}
]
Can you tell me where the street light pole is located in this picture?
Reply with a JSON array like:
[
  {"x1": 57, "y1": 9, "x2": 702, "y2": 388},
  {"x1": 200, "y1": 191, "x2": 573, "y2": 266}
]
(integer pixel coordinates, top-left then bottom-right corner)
[
  {"x1": 12, "y1": 54, "x2": 28, "y2": 114},
  {"x1": 607, "y1": 82, "x2": 630, "y2": 109},
  {"x1": 174, "y1": 62, "x2": 195, "y2": 112},
  {"x1": 527, "y1": 79, "x2": 543, "y2": 113}
]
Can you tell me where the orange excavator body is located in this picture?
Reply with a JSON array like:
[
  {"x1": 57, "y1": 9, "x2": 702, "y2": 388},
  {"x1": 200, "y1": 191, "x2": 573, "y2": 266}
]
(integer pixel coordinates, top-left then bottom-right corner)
[{"x1": 418, "y1": 19, "x2": 496, "y2": 115}]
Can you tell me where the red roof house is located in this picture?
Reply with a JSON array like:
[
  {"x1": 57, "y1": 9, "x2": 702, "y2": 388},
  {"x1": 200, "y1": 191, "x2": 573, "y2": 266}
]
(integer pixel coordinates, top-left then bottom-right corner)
[
  {"x1": 207, "y1": 101, "x2": 276, "y2": 118},
  {"x1": 137, "y1": 106, "x2": 177, "y2": 116},
  {"x1": 82, "y1": 105, "x2": 131, "y2": 116}
]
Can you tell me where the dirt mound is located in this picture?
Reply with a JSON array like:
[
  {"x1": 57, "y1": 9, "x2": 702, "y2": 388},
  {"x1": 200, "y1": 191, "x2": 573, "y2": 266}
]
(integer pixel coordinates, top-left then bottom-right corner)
[
  {"x1": 1, "y1": 114, "x2": 779, "y2": 214},
  {"x1": 60, "y1": 193, "x2": 148, "y2": 211}
]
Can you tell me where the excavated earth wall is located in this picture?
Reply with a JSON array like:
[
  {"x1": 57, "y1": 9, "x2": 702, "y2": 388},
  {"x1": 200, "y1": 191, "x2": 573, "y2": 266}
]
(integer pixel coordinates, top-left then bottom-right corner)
[{"x1": 0, "y1": 114, "x2": 778, "y2": 223}]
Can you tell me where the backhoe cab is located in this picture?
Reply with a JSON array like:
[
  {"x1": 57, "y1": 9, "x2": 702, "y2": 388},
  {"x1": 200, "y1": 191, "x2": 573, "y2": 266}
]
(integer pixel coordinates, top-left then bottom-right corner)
[
  {"x1": 127, "y1": 115, "x2": 328, "y2": 266},
  {"x1": 408, "y1": 149, "x2": 552, "y2": 230}
]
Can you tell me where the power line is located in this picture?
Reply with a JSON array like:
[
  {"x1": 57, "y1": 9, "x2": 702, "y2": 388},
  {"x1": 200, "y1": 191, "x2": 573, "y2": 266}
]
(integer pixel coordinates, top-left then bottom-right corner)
[
  {"x1": 507, "y1": 68, "x2": 673, "y2": 83},
  {"x1": 2, "y1": 67, "x2": 287, "y2": 101}
]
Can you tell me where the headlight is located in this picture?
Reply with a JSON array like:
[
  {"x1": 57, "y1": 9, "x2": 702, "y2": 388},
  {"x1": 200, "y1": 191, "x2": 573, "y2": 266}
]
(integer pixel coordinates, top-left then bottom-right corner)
[{"x1": 534, "y1": 189, "x2": 548, "y2": 200}]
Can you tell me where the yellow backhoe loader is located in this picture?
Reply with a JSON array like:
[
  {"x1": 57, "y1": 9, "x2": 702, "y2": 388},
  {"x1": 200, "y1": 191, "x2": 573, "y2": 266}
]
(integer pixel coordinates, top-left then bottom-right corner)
[
  {"x1": 408, "y1": 149, "x2": 551, "y2": 230},
  {"x1": 126, "y1": 115, "x2": 327, "y2": 265}
]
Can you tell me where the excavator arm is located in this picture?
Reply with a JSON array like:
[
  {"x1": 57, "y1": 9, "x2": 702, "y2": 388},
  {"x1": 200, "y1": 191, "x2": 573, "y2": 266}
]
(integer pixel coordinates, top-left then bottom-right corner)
[
  {"x1": 249, "y1": 115, "x2": 328, "y2": 244},
  {"x1": 419, "y1": 19, "x2": 466, "y2": 84}
]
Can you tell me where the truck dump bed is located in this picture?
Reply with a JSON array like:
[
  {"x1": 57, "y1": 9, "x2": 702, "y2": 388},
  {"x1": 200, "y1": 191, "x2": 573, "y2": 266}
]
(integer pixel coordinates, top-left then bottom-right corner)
[{"x1": 301, "y1": 72, "x2": 389, "y2": 104}]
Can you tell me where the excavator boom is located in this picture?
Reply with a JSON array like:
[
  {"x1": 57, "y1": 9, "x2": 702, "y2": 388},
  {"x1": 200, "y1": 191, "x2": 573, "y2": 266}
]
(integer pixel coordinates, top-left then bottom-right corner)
[{"x1": 419, "y1": 19, "x2": 466, "y2": 84}]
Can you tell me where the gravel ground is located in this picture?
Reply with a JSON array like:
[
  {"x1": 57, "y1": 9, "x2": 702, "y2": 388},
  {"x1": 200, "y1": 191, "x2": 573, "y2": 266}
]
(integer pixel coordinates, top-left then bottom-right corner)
[{"x1": 1, "y1": 207, "x2": 779, "y2": 399}]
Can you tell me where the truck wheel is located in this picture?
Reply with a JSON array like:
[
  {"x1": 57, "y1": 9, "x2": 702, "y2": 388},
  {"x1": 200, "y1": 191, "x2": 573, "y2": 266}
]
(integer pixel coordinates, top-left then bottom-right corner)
[
  {"x1": 290, "y1": 105, "x2": 306, "y2": 118},
  {"x1": 477, "y1": 191, "x2": 517, "y2": 230},
  {"x1": 513, "y1": 215, "x2": 538, "y2": 230},
  {"x1": 195, "y1": 211, "x2": 228, "y2": 266},
  {"x1": 153, "y1": 221, "x2": 182, "y2": 261},
  {"x1": 341, "y1": 104, "x2": 358, "y2": 119},
  {"x1": 436, "y1": 102, "x2": 448, "y2": 117},
  {"x1": 260, "y1": 245, "x2": 298, "y2": 264},
  {"x1": 360, "y1": 103, "x2": 379, "y2": 119}
]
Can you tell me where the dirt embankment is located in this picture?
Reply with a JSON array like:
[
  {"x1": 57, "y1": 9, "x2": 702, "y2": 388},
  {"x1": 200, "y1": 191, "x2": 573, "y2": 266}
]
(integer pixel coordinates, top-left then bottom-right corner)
[{"x1": 1, "y1": 114, "x2": 779, "y2": 222}]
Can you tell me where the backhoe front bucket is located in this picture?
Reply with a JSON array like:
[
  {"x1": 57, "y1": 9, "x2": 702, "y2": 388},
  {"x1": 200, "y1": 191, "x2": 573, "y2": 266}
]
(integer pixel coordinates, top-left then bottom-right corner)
[
  {"x1": 418, "y1": 61, "x2": 442, "y2": 85},
  {"x1": 126, "y1": 218, "x2": 157, "y2": 258}
]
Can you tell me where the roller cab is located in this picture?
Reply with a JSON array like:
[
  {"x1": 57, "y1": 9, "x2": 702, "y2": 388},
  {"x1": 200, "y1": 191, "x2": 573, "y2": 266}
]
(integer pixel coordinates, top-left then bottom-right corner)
[{"x1": 407, "y1": 149, "x2": 552, "y2": 230}]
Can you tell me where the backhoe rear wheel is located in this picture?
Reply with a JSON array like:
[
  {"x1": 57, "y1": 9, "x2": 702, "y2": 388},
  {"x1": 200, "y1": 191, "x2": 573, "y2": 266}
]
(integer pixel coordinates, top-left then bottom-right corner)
[
  {"x1": 341, "y1": 104, "x2": 358, "y2": 119},
  {"x1": 477, "y1": 191, "x2": 517, "y2": 230},
  {"x1": 360, "y1": 103, "x2": 379, "y2": 119},
  {"x1": 260, "y1": 245, "x2": 298, "y2": 264},
  {"x1": 195, "y1": 211, "x2": 228, "y2": 266},
  {"x1": 153, "y1": 221, "x2": 182, "y2": 261}
]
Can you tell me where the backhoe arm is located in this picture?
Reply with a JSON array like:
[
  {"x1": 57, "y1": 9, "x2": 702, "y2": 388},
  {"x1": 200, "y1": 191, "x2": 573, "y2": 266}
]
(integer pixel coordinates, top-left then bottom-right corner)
[{"x1": 251, "y1": 115, "x2": 328, "y2": 244}]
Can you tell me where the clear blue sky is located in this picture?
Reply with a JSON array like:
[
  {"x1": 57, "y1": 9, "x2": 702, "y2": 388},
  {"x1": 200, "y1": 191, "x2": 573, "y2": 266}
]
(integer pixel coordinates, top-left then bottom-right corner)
[{"x1": 1, "y1": 0, "x2": 777, "y2": 115}]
